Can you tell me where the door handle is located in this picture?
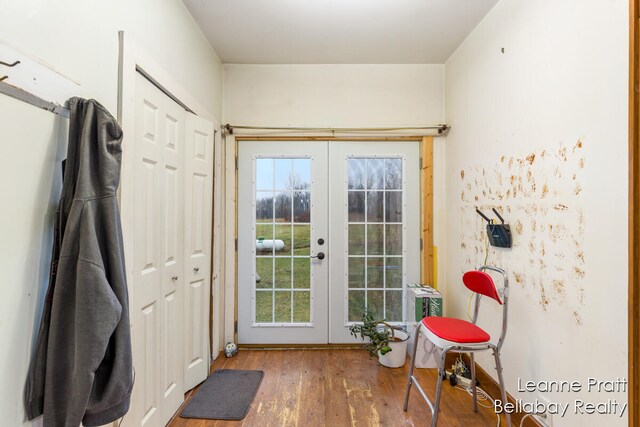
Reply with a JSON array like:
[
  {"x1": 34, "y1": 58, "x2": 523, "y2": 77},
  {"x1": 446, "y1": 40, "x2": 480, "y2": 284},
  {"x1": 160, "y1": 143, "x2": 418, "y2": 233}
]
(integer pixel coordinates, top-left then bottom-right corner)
[
  {"x1": 172, "y1": 276, "x2": 179, "y2": 281},
  {"x1": 310, "y1": 252, "x2": 325, "y2": 260}
]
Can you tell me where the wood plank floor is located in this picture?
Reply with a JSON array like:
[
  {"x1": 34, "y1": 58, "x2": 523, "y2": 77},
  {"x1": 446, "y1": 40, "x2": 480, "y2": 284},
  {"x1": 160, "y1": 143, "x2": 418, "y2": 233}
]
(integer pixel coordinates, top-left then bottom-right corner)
[{"x1": 168, "y1": 349, "x2": 504, "y2": 427}]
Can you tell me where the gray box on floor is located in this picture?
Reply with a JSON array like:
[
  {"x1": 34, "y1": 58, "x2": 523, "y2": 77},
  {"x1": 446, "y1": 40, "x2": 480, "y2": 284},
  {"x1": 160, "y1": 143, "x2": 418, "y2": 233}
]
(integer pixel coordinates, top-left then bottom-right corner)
[{"x1": 406, "y1": 285, "x2": 442, "y2": 368}]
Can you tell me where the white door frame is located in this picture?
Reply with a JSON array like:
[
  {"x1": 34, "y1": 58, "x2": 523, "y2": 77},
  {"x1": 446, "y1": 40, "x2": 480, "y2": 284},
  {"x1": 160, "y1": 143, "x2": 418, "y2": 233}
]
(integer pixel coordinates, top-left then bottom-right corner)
[
  {"x1": 237, "y1": 141, "x2": 330, "y2": 344},
  {"x1": 117, "y1": 30, "x2": 222, "y2": 415},
  {"x1": 232, "y1": 139, "x2": 420, "y2": 344}
]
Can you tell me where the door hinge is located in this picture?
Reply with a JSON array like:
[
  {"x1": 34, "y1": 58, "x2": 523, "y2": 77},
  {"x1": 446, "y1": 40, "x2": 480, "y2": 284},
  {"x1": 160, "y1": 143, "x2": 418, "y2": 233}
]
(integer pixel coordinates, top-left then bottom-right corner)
[
  {"x1": 235, "y1": 238, "x2": 238, "y2": 251},
  {"x1": 419, "y1": 157, "x2": 423, "y2": 169},
  {"x1": 420, "y1": 238, "x2": 423, "y2": 251},
  {"x1": 235, "y1": 156, "x2": 238, "y2": 170},
  {"x1": 234, "y1": 320, "x2": 238, "y2": 333}
]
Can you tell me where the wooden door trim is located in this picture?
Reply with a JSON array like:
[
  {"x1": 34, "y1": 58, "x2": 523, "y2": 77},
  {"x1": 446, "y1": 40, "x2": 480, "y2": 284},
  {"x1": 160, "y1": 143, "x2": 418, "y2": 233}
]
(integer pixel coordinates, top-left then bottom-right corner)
[
  {"x1": 630, "y1": 0, "x2": 639, "y2": 424},
  {"x1": 421, "y1": 136, "x2": 435, "y2": 287}
]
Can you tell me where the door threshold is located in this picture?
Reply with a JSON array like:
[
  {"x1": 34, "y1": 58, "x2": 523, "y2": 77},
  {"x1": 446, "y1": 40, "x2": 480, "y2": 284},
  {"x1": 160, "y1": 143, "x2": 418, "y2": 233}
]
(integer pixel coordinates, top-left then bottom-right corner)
[{"x1": 238, "y1": 343, "x2": 363, "y2": 350}]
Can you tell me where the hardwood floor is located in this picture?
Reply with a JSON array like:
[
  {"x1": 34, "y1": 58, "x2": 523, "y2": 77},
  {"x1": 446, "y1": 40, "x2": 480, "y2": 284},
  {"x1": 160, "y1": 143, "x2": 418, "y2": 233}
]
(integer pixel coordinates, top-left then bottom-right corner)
[{"x1": 168, "y1": 349, "x2": 504, "y2": 427}]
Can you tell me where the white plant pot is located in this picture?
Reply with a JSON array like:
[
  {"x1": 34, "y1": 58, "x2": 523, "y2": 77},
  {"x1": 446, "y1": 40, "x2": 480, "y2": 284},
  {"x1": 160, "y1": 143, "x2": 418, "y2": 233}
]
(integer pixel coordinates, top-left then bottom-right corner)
[{"x1": 378, "y1": 329, "x2": 409, "y2": 368}]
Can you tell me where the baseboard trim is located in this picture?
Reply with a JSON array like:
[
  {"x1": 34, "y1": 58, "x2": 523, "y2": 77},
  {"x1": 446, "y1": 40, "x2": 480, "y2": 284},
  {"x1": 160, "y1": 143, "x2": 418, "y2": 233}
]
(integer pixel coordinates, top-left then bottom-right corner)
[{"x1": 445, "y1": 353, "x2": 543, "y2": 427}]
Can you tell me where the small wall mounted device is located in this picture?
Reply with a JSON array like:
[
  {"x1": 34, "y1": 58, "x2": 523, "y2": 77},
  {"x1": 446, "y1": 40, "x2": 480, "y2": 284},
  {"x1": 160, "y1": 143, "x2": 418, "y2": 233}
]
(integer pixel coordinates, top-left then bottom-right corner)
[{"x1": 475, "y1": 207, "x2": 512, "y2": 248}]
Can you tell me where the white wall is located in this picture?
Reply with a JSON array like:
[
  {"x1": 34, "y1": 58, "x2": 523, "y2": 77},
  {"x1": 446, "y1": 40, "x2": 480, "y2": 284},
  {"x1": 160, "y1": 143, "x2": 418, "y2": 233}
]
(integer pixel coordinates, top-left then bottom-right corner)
[
  {"x1": 0, "y1": 97, "x2": 68, "y2": 426},
  {"x1": 223, "y1": 64, "x2": 444, "y2": 127},
  {"x1": 444, "y1": 0, "x2": 628, "y2": 425},
  {"x1": 0, "y1": 0, "x2": 222, "y2": 118},
  {"x1": 0, "y1": 1, "x2": 222, "y2": 425}
]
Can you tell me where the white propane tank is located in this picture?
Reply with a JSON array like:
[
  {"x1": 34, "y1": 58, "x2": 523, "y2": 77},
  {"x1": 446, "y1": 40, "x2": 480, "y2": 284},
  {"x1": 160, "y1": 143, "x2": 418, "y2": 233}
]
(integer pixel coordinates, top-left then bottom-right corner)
[{"x1": 256, "y1": 239, "x2": 285, "y2": 251}]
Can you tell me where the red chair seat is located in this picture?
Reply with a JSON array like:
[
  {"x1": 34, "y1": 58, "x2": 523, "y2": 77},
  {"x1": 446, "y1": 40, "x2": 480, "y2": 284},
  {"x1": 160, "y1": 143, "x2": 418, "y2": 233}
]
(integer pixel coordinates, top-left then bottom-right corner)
[{"x1": 422, "y1": 317, "x2": 490, "y2": 343}]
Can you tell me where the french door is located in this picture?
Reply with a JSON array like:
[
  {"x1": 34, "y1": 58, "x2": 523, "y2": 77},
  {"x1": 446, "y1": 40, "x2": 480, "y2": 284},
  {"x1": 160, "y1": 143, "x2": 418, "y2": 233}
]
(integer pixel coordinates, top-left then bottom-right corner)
[{"x1": 237, "y1": 141, "x2": 419, "y2": 344}]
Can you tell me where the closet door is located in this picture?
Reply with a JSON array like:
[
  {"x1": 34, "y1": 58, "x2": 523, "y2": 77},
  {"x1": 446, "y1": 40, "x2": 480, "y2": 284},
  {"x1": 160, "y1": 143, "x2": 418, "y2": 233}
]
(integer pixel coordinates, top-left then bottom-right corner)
[
  {"x1": 131, "y1": 74, "x2": 186, "y2": 426},
  {"x1": 183, "y1": 113, "x2": 214, "y2": 390},
  {"x1": 159, "y1": 97, "x2": 186, "y2": 421}
]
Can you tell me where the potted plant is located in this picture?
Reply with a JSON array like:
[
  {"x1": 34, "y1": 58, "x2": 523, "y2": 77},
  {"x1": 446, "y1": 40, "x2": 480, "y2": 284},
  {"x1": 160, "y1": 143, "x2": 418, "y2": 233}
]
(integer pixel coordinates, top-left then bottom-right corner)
[{"x1": 349, "y1": 310, "x2": 410, "y2": 368}]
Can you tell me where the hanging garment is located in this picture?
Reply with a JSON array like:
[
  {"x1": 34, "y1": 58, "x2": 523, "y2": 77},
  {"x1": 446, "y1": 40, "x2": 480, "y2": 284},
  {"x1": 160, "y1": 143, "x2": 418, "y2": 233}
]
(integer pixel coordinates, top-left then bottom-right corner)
[{"x1": 25, "y1": 98, "x2": 133, "y2": 426}]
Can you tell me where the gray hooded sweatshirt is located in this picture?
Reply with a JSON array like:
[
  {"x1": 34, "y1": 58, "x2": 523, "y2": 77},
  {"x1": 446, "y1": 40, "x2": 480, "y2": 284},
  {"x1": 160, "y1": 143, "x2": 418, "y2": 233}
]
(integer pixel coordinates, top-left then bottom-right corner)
[{"x1": 25, "y1": 98, "x2": 133, "y2": 426}]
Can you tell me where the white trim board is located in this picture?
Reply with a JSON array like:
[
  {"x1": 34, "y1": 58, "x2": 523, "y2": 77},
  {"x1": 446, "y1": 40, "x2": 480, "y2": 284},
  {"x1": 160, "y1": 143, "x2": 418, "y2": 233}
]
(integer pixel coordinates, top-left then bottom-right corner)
[
  {"x1": 0, "y1": 41, "x2": 80, "y2": 117},
  {"x1": 117, "y1": 32, "x2": 215, "y2": 123}
]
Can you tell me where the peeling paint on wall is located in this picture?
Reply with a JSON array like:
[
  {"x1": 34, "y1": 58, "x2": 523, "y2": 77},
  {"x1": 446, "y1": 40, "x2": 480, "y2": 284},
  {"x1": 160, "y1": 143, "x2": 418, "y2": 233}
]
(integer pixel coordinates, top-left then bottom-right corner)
[{"x1": 459, "y1": 140, "x2": 586, "y2": 323}]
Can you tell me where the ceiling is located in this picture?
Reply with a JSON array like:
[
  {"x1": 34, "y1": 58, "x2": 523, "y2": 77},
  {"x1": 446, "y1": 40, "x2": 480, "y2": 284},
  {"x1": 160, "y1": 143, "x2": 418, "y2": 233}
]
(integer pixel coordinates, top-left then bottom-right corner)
[{"x1": 181, "y1": 0, "x2": 498, "y2": 64}]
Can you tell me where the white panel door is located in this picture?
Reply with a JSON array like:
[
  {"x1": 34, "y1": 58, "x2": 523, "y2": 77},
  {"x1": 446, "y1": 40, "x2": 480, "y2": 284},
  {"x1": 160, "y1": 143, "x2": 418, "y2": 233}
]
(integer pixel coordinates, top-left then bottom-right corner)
[
  {"x1": 159, "y1": 97, "x2": 186, "y2": 421},
  {"x1": 237, "y1": 141, "x2": 418, "y2": 344},
  {"x1": 328, "y1": 142, "x2": 420, "y2": 343},
  {"x1": 237, "y1": 141, "x2": 329, "y2": 344},
  {"x1": 132, "y1": 74, "x2": 163, "y2": 427},
  {"x1": 183, "y1": 113, "x2": 214, "y2": 390},
  {"x1": 130, "y1": 74, "x2": 186, "y2": 426}
]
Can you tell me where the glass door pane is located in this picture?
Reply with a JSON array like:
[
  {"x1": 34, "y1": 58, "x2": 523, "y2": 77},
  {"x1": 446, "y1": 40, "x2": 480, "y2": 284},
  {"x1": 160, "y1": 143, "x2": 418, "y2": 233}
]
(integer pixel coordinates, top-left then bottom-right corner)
[
  {"x1": 239, "y1": 142, "x2": 328, "y2": 344},
  {"x1": 347, "y1": 158, "x2": 404, "y2": 322},
  {"x1": 329, "y1": 141, "x2": 419, "y2": 343},
  {"x1": 254, "y1": 158, "x2": 312, "y2": 324}
]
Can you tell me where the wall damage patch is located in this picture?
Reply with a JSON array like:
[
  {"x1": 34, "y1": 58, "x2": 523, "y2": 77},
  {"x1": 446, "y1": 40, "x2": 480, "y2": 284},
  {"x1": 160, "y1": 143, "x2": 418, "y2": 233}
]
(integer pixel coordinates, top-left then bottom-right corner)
[{"x1": 459, "y1": 140, "x2": 586, "y2": 323}]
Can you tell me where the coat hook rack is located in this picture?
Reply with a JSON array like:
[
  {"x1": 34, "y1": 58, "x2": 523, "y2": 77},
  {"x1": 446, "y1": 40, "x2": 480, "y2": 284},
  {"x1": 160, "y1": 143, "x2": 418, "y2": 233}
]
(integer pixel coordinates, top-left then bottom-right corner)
[
  {"x1": 0, "y1": 42, "x2": 79, "y2": 118},
  {"x1": 0, "y1": 59, "x2": 20, "y2": 67}
]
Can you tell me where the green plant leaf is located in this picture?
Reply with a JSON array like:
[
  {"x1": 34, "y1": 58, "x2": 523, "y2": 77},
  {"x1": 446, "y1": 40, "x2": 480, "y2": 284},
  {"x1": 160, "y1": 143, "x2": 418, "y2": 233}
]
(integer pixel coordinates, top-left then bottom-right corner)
[
  {"x1": 380, "y1": 346, "x2": 392, "y2": 355},
  {"x1": 347, "y1": 309, "x2": 397, "y2": 360}
]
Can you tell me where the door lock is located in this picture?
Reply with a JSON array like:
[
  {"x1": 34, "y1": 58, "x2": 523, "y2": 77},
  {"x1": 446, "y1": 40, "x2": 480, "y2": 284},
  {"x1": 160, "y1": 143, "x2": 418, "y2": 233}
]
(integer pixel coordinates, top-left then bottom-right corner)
[
  {"x1": 310, "y1": 252, "x2": 325, "y2": 260},
  {"x1": 317, "y1": 238, "x2": 325, "y2": 245}
]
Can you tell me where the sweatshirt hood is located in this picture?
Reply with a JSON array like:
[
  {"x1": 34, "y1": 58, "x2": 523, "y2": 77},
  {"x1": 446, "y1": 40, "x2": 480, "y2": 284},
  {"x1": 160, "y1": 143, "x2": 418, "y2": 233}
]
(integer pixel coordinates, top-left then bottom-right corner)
[{"x1": 62, "y1": 98, "x2": 123, "y2": 205}]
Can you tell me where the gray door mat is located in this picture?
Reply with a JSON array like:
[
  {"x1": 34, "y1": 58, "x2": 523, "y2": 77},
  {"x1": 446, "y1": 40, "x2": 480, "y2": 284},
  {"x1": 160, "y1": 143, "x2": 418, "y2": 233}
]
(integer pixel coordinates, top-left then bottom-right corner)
[{"x1": 179, "y1": 369, "x2": 264, "y2": 420}]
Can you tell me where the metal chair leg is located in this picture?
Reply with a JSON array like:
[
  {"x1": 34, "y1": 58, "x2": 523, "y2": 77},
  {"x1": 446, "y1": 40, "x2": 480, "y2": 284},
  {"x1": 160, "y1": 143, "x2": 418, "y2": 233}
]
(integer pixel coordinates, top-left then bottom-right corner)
[
  {"x1": 403, "y1": 323, "x2": 421, "y2": 411},
  {"x1": 470, "y1": 352, "x2": 478, "y2": 412},
  {"x1": 431, "y1": 347, "x2": 448, "y2": 427},
  {"x1": 492, "y1": 346, "x2": 512, "y2": 427}
]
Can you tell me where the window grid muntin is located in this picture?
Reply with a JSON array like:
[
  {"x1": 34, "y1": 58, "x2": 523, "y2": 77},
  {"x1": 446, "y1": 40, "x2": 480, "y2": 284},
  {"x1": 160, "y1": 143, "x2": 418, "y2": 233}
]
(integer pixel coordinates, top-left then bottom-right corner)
[
  {"x1": 347, "y1": 157, "x2": 404, "y2": 322},
  {"x1": 254, "y1": 157, "x2": 312, "y2": 325}
]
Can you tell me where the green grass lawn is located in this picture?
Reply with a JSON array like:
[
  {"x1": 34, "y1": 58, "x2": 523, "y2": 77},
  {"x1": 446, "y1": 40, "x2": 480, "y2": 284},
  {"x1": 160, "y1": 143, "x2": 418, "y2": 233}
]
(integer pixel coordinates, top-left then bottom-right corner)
[
  {"x1": 255, "y1": 222, "x2": 312, "y2": 322},
  {"x1": 253, "y1": 222, "x2": 402, "y2": 323}
]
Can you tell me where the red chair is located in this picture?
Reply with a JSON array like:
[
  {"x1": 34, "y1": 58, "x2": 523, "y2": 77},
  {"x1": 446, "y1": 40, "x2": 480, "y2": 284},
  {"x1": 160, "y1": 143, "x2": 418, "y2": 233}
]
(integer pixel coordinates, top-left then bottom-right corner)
[{"x1": 403, "y1": 266, "x2": 511, "y2": 427}]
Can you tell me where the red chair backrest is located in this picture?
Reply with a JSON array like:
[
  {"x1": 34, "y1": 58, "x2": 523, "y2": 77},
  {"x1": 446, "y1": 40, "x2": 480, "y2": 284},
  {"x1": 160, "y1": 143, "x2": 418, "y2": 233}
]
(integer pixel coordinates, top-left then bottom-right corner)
[{"x1": 463, "y1": 270, "x2": 502, "y2": 304}]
